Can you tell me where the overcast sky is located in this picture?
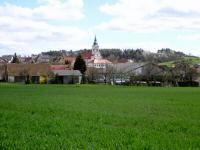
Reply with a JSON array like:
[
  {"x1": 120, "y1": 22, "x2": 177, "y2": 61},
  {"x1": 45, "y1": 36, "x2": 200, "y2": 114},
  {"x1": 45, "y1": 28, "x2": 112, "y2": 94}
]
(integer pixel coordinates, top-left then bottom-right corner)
[{"x1": 0, "y1": 0, "x2": 200, "y2": 56}]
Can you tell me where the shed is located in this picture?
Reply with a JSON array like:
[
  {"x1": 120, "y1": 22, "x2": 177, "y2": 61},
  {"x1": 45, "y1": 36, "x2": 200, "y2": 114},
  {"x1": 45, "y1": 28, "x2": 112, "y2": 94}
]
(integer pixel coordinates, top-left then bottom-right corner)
[{"x1": 53, "y1": 70, "x2": 82, "y2": 84}]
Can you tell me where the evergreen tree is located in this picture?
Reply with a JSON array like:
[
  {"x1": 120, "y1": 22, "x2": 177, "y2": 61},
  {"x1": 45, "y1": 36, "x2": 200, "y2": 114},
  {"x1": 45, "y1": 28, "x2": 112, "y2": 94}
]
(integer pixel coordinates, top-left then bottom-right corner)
[
  {"x1": 11, "y1": 53, "x2": 20, "y2": 63},
  {"x1": 73, "y1": 55, "x2": 86, "y2": 74}
]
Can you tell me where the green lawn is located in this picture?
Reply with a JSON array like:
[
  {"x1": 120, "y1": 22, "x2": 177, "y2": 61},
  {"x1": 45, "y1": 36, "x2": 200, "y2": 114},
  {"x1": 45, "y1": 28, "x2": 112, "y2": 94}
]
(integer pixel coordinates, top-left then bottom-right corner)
[{"x1": 0, "y1": 84, "x2": 200, "y2": 149}]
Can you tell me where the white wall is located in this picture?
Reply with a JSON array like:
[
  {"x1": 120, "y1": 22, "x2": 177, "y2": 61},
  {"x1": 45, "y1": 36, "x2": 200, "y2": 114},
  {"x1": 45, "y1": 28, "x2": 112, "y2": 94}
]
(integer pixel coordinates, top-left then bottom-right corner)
[
  {"x1": 0, "y1": 75, "x2": 4, "y2": 80},
  {"x1": 8, "y1": 76, "x2": 15, "y2": 82}
]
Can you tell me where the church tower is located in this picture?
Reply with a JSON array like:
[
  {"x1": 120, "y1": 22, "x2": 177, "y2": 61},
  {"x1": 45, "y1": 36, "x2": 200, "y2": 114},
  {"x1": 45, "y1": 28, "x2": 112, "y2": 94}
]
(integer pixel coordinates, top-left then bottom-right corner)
[{"x1": 92, "y1": 36, "x2": 102, "y2": 60}]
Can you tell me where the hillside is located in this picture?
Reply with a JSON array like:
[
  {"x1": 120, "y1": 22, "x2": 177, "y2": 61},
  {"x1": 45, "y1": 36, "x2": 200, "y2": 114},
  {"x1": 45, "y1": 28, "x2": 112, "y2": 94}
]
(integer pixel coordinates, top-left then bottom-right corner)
[{"x1": 159, "y1": 56, "x2": 200, "y2": 67}]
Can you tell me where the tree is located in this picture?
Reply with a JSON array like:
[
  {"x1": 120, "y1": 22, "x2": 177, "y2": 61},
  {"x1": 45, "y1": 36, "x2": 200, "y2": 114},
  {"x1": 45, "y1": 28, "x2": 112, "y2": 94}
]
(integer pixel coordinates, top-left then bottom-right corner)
[
  {"x1": 86, "y1": 67, "x2": 99, "y2": 83},
  {"x1": 73, "y1": 55, "x2": 87, "y2": 84},
  {"x1": 173, "y1": 60, "x2": 197, "y2": 83},
  {"x1": 19, "y1": 69, "x2": 30, "y2": 84},
  {"x1": 73, "y1": 55, "x2": 86, "y2": 74},
  {"x1": 11, "y1": 53, "x2": 20, "y2": 63}
]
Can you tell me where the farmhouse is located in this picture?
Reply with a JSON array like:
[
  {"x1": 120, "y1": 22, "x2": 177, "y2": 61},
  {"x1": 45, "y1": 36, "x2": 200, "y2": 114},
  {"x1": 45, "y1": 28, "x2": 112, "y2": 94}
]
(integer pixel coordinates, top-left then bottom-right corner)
[{"x1": 7, "y1": 64, "x2": 50, "y2": 83}]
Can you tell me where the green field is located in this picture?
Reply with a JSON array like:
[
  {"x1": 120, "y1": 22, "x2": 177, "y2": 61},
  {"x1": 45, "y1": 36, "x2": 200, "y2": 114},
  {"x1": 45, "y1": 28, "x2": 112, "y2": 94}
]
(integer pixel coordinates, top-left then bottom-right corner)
[{"x1": 0, "y1": 84, "x2": 200, "y2": 149}]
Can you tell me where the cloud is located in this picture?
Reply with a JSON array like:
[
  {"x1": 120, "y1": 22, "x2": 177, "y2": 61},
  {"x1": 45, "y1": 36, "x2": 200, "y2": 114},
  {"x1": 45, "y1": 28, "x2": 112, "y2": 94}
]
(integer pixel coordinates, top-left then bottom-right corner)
[
  {"x1": 178, "y1": 34, "x2": 200, "y2": 41},
  {"x1": 0, "y1": 15, "x2": 87, "y2": 54},
  {"x1": 0, "y1": 0, "x2": 88, "y2": 55},
  {"x1": 98, "y1": 0, "x2": 200, "y2": 32},
  {"x1": 0, "y1": 0, "x2": 85, "y2": 21}
]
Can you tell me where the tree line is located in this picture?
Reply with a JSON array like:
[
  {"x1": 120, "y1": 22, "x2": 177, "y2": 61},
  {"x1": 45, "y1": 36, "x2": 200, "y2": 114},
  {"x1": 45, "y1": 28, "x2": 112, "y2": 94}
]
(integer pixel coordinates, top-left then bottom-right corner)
[{"x1": 68, "y1": 48, "x2": 188, "y2": 63}]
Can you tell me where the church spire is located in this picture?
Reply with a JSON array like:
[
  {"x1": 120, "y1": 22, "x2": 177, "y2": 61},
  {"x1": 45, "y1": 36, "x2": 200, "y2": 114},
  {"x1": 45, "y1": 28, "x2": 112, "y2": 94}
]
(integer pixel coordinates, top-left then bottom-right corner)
[
  {"x1": 92, "y1": 35, "x2": 101, "y2": 59},
  {"x1": 93, "y1": 35, "x2": 98, "y2": 46}
]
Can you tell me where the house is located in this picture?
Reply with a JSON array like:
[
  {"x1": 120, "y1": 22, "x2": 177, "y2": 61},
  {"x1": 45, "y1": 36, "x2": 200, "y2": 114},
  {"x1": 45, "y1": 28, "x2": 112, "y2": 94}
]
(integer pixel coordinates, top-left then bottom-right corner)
[
  {"x1": 1, "y1": 55, "x2": 13, "y2": 63},
  {"x1": 19, "y1": 56, "x2": 32, "y2": 64},
  {"x1": 88, "y1": 59, "x2": 112, "y2": 69},
  {"x1": 52, "y1": 70, "x2": 82, "y2": 84},
  {"x1": 113, "y1": 62, "x2": 144, "y2": 76},
  {"x1": 82, "y1": 51, "x2": 92, "y2": 60},
  {"x1": 7, "y1": 64, "x2": 50, "y2": 83},
  {"x1": 110, "y1": 62, "x2": 144, "y2": 84},
  {"x1": 132, "y1": 63, "x2": 168, "y2": 86},
  {"x1": 36, "y1": 54, "x2": 51, "y2": 64},
  {"x1": 0, "y1": 57, "x2": 6, "y2": 63},
  {"x1": 140, "y1": 63, "x2": 167, "y2": 77},
  {"x1": 64, "y1": 56, "x2": 76, "y2": 67},
  {"x1": 31, "y1": 54, "x2": 39, "y2": 63},
  {"x1": 82, "y1": 51, "x2": 92, "y2": 66},
  {"x1": 110, "y1": 62, "x2": 167, "y2": 85}
]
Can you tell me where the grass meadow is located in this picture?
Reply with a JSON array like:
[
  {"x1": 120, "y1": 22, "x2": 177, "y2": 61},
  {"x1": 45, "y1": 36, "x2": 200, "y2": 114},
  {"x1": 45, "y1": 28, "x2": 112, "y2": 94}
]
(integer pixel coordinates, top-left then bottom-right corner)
[{"x1": 0, "y1": 84, "x2": 200, "y2": 149}]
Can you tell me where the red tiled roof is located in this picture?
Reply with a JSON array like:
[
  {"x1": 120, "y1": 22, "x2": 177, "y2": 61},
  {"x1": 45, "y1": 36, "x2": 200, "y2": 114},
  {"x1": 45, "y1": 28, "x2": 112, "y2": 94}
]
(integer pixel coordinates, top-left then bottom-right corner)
[
  {"x1": 82, "y1": 51, "x2": 92, "y2": 60},
  {"x1": 50, "y1": 65, "x2": 69, "y2": 70},
  {"x1": 94, "y1": 59, "x2": 112, "y2": 64}
]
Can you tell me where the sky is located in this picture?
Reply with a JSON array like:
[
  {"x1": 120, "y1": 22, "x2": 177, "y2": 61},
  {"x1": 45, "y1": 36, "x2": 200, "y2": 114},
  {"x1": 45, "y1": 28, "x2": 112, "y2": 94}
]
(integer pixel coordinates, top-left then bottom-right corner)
[{"x1": 0, "y1": 0, "x2": 200, "y2": 56}]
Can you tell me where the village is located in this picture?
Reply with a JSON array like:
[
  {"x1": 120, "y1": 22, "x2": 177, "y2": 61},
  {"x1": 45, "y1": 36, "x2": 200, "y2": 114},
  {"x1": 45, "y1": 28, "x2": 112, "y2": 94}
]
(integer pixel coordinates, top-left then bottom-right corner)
[
  {"x1": 1, "y1": 0, "x2": 200, "y2": 149},
  {"x1": 0, "y1": 36, "x2": 200, "y2": 86}
]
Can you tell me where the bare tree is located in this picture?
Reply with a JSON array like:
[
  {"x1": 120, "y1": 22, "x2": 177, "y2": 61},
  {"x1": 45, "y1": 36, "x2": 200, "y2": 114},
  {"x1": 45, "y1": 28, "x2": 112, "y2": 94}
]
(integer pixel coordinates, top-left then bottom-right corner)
[
  {"x1": 172, "y1": 60, "x2": 198, "y2": 84},
  {"x1": 19, "y1": 69, "x2": 30, "y2": 84}
]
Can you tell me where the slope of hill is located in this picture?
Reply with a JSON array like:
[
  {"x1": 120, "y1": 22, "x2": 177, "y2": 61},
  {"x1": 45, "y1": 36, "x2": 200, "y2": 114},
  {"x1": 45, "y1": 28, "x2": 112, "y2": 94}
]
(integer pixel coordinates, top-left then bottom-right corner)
[{"x1": 159, "y1": 56, "x2": 200, "y2": 67}]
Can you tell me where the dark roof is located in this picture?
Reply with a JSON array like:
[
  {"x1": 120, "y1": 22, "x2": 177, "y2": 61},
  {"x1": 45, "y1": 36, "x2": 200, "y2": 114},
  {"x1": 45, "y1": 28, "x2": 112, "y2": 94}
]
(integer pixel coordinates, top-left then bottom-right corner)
[
  {"x1": 53, "y1": 70, "x2": 82, "y2": 76},
  {"x1": 0, "y1": 58, "x2": 7, "y2": 63},
  {"x1": 93, "y1": 36, "x2": 98, "y2": 46}
]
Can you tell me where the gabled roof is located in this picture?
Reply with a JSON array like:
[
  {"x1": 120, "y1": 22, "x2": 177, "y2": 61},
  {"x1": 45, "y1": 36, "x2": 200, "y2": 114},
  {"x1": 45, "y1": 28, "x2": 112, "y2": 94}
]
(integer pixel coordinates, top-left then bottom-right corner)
[
  {"x1": 94, "y1": 59, "x2": 112, "y2": 64},
  {"x1": 82, "y1": 51, "x2": 92, "y2": 60},
  {"x1": 50, "y1": 65, "x2": 69, "y2": 70},
  {"x1": 0, "y1": 58, "x2": 7, "y2": 63},
  {"x1": 7, "y1": 64, "x2": 50, "y2": 76},
  {"x1": 114, "y1": 62, "x2": 145, "y2": 73},
  {"x1": 53, "y1": 70, "x2": 82, "y2": 76}
]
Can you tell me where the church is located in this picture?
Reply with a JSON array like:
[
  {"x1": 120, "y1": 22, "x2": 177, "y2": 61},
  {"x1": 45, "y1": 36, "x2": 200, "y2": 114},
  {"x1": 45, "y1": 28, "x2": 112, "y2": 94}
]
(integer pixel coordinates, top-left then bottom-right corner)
[{"x1": 84, "y1": 36, "x2": 112, "y2": 69}]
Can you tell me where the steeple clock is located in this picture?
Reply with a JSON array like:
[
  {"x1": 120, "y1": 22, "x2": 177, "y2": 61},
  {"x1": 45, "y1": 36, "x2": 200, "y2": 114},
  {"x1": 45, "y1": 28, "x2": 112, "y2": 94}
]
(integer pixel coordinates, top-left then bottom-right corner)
[{"x1": 92, "y1": 36, "x2": 102, "y2": 60}]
